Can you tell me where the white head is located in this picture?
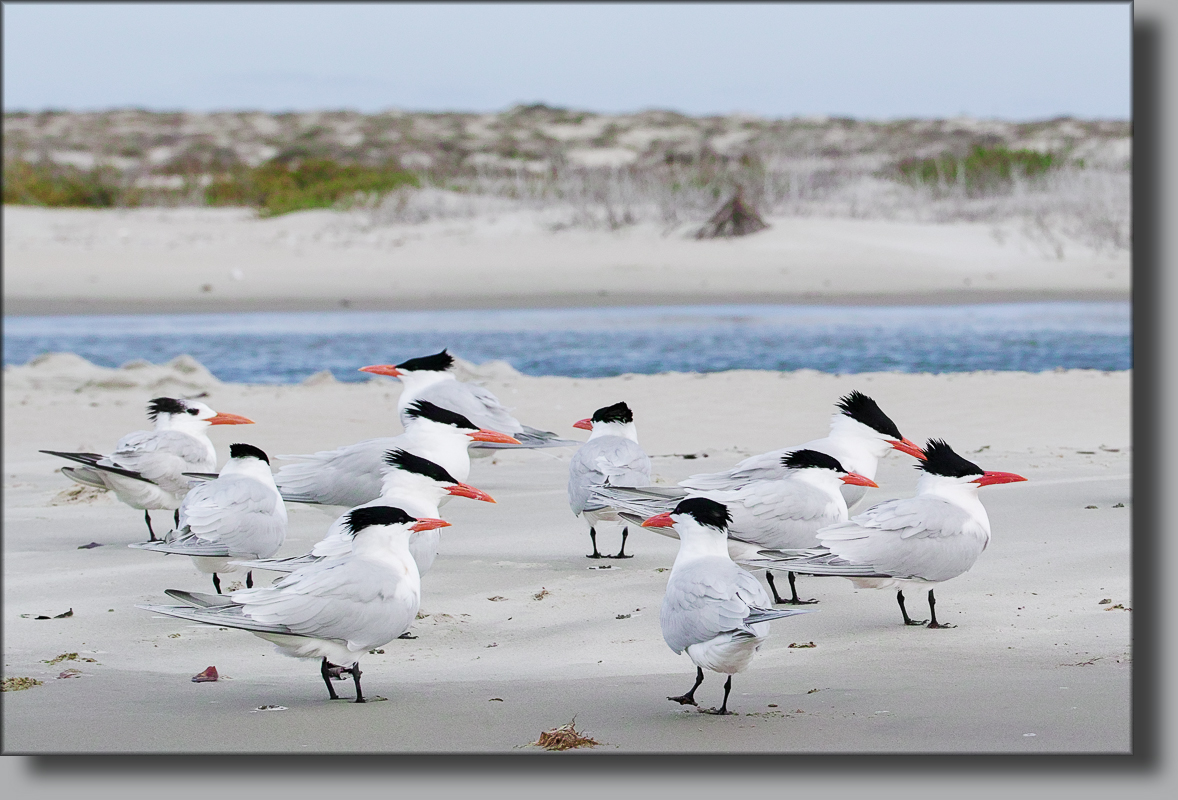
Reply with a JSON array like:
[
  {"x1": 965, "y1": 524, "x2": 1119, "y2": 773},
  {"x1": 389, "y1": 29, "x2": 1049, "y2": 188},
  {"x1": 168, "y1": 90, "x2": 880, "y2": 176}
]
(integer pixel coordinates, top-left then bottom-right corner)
[
  {"x1": 781, "y1": 448, "x2": 878, "y2": 502},
  {"x1": 643, "y1": 497, "x2": 732, "y2": 560},
  {"x1": 358, "y1": 350, "x2": 456, "y2": 394},
  {"x1": 379, "y1": 448, "x2": 496, "y2": 506},
  {"x1": 147, "y1": 397, "x2": 253, "y2": 435},
  {"x1": 219, "y1": 442, "x2": 276, "y2": 482},
  {"x1": 915, "y1": 439, "x2": 1027, "y2": 505},
  {"x1": 401, "y1": 400, "x2": 520, "y2": 446},
  {"x1": 826, "y1": 391, "x2": 925, "y2": 462},
  {"x1": 341, "y1": 505, "x2": 450, "y2": 558},
  {"x1": 573, "y1": 401, "x2": 639, "y2": 443}
]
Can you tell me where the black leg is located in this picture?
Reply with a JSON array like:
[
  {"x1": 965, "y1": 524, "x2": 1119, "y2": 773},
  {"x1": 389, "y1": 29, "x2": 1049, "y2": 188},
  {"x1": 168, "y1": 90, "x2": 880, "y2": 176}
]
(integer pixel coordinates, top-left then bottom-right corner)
[
  {"x1": 586, "y1": 527, "x2": 604, "y2": 559},
  {"x1": 174, "y1": 509, "x2": 180, "y2": 527},
  {"x1": 897, "y1": 590, "x2": 927, "y2": 626},
  {"x1": 611, "y1": 526, "x2": 635, "y2": 559},
  {"x1": 145, "y1": 510, "x2": 157, "y2": 542},
  {"x1": 925, "y1": 589, "x2": 955, "y2": 628},
  {"x1": 349, "y1": 662, "x2": 365, "y2": 703},
  {"x1": 717, "y1": 675, "x2": 734, "y2": 715},
  {"x1": 212, "y1": 573, "x2": 222, "y2": 595},
  {"x1": 668, "y1": 666, "x2": 704, "y2": 706},
  {"x1": 784, "y1": 571, "x2": 818, "y2": 605},
  {"x1": 765, "y1": 571, "x2": 788, "y2": 604},
  {"x1": 320, "y1": 657, "x2": 340, "y2": 700},
  {"x1": 246, "y1": 571, "x2": 253, "y2": 589}
]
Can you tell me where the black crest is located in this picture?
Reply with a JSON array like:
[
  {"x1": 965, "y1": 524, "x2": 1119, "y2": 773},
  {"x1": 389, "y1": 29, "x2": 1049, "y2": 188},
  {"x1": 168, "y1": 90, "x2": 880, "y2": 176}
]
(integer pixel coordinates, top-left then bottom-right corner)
[
  {"x1": 836, "y1": 391, "x2": 903, "y2": 440},
  {"x1": 396, "y1": 350, "x2": 454, "y2": 373},
  {"x1": 919, "y1": 439, "x2": 984, "y2": 479},
  {"x1": 229, "y1": 443, "x2": 270, "y2": 464},
  {"x1": 672, "y1": 497, "x2": 732, "y2": 531},
  {"x1": 344, "y1": 505, "x2": 416, "y2": 536},
  {"x1": 147, "y1": 397, "x2": 187, "y2": 421},
  {"x1": 383, "y1": 448, "x2": 457, "y2": 485},
  {"x1": 404, "y1": 400, "x2": 478, "y2": 431},
  {"x1": 781, "y1": 449, "x2": 847, "y2": 473},
  {"x1": 591, "y1": 402, "x2": 634, "y2": 425}
]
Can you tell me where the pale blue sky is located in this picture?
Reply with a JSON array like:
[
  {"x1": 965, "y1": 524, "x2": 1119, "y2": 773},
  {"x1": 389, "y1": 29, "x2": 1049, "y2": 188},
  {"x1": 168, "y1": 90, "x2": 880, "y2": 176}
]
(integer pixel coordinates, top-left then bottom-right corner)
[{"x1": 2, "y1": 2, "x2": 1132, "y2": 119}]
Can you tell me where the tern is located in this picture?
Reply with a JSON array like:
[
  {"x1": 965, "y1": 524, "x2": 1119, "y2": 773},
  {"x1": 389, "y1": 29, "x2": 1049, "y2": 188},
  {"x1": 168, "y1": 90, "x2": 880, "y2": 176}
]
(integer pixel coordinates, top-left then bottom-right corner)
[
  {"x1": 129, "y1": 443, "x2": 286, "y2": 594},
  {"x1": 236, "y1": 447, "x2": 494, "y2": 579},
  {"x1": 597, "y1": 450, "x2": 878, "y2": 604},
  {"x1": 745, "y1": 439, "x2": 1026, "y2": 628},
  {"x1": 41, "y1": 397, "x2": 254, "y2": 540},
  {"x1": 644, "y1": 498, "x2": 814, "y2": 715},
  {"x1": 139, "y1": 505, "x2": 447, "y2": 703},
  {"x1": 358, "y1": 350, "x2": 580, "y2": 452},
  {"x1": 568, "y1": 402, "x2": 652, "y2": 559},
  {"x1": 273, "y1": 399, "x2": 518, "y2": 508}
]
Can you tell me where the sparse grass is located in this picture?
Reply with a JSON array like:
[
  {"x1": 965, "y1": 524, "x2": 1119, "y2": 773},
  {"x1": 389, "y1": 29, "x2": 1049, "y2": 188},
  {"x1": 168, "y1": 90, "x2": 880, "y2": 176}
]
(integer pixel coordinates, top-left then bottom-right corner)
[
  {"x1": 2, "y1": 160, "x2": 133, "y2": 207},
  {"x1": 205, "y1": 158, "x2": 418, "y2": 217},
  {"x1": 895, "y1": 145, "x2": 1058, "y2": 194}
]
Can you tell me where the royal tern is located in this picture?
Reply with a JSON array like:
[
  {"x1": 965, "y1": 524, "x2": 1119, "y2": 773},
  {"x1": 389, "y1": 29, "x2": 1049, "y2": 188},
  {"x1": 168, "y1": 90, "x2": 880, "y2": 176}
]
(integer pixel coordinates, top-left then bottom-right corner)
[
  {"x1": 358, "y1": 350, "x2": 580, "y2": 452},
  {"x1": 644, "y1": 498, "x2": 814, "y2": 715},
  {"x1": 129, "y1": 443, "x2": 286, "y2": 593},
  {"x1": 41, "y1": 397, "x2": 254, "y2": 540},
  {"x1": 139, "y1": 505, "x2": 447, "y2": 703},
  {"x1": 236, "y1": 447, "x2": 494, "y2": 579},
  {"x1": 680, "y1": 391, "x2": 924, "y2": 511},
  {"x1": 273, "y1": 399, "x2": 518, "y2": 508},
  {"x1": 746, "y1": 439, "x2": 1026, "y2": 628},
  {"x1": 568, "y1": 402, "x2": 652, "y2": 559},
  {"x1": 598, "y1": 450, "x2": 878, "y2": 604}
]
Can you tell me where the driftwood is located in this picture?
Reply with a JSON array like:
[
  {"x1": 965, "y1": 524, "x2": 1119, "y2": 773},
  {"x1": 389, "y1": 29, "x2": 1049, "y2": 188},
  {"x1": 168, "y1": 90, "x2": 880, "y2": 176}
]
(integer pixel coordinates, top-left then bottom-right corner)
[{"x1": 695, "y1": 188, "x2": 769, "y2": 239}]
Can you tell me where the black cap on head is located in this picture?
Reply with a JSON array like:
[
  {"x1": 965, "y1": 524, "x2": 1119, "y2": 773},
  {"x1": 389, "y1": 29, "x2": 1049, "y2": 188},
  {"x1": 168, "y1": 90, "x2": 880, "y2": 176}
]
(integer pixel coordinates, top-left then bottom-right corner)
[
  {"x1": 405, "y1": 400, "x2": 478, "y2": 431},
  {"x1": 229, "y1": 443, "x2": 270, "y2": 464},
  {"x1": 396, "y1": 350, "x2": 454, "y2": 373},
  {"x1": 919, "y1": 439, "x2": 984, "y2": 479},
  {"x1": 383, "y1": 448, "x2": 457, "y2": 485},
  {"x1": 344, "y1": 505, "x2": 416, "y2": 536},
  {"x1": 671, "y1": 497, "x2": 732, "y2": 531},
  {"x1": 591, "y1": 402, "x2": 634, "y2": 425},
  {"x1": 781, "y1": 449, "x2": 847, "y2": 473},
  {"x1": 147, "y1": 397, "x2": 187, "y2": 421},
  {"x1": 837, "y1": 391, "x2": 903, "y2": 440}
]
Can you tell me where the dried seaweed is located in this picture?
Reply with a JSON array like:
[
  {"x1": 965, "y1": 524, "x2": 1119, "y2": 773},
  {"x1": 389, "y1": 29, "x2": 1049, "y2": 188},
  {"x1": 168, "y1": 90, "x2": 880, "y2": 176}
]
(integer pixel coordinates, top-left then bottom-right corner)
[{"x1": 532, "y1": 719, "x2": 600, "y2": 751}]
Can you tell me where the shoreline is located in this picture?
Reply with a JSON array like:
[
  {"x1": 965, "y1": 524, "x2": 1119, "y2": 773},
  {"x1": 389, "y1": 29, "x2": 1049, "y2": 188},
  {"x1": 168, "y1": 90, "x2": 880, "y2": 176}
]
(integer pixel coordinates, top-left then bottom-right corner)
[{"x1": 4, "y1": 288, "x2": 1131, "y2": 318}]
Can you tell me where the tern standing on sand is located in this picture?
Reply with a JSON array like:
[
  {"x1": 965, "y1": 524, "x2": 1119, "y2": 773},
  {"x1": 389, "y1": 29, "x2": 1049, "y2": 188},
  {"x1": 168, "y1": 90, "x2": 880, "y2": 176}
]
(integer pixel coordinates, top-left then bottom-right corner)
[
  {"x1": 568, "y1": 402, "x2": 652, "y2": 559},
  {"x1": 139, "y1": 505, "x2": 447, "y2": 703},
  {"x1": 643, "y1": 498, "x2": 814, "y2": 715},
  {"x1": 41, "y1": 397, "x2": 254, "y2": 540},
  {"x1": 747, "y1": 439, "x2": 1026, "y2": 628},
  {"x1": 129, "y1": 443, "x2": 286, "y2": 593}
]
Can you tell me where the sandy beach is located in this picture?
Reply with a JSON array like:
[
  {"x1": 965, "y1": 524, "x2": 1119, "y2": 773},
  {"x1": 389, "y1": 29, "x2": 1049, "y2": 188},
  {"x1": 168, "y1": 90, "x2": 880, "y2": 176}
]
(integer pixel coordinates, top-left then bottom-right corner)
[{"x1": 2, "y1": 349, "x2": 1131, "y2": 753}]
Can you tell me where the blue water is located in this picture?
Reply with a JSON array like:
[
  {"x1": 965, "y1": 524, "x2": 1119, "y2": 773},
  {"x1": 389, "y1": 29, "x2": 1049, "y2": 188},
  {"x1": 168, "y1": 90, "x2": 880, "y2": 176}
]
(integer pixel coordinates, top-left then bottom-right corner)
[{"x1": 2, "y1": 302, "x2": 1130, "y2": 384}]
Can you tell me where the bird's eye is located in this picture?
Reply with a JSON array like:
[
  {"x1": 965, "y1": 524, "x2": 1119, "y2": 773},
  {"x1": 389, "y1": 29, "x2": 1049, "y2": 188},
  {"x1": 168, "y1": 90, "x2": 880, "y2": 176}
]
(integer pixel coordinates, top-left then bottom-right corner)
[{"x1": 187, "y1": 408, "x2": 199, "y2": 415}]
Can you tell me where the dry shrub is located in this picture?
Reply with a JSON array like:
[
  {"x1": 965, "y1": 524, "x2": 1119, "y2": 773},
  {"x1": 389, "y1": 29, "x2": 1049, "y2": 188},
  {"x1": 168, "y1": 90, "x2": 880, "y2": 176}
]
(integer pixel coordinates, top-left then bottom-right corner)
[{"x1": 532, "y1": 719, "x2": 600, "y2": 751}]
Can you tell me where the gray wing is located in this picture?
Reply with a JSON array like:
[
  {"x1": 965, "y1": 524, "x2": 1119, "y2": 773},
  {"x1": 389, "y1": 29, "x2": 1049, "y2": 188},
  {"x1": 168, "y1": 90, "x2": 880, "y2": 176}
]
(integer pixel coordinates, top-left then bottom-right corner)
[
  {"x1": 273, "y1": 438, "x2": 395, "y2": 507},
  {"x1": 678, "y1": 448, "x2": 793, "y2": 491},
  {"x1": 137, "y1": 603, "x2": 292, "y2": 635},
  {"x1": 413, "y1": 381, "x2": 524, "y2": 434},
  {"x1": 106, "y1": 430, "x2": 216, "y2": 495},
  {"x1": 587, "y1": 484, "x2": 684, "y2": 519},
  {"x1": 660, "y1": 558, "x2": 807, "y2": 653},
  {"x1": 177, "y1": 474, "x2": 286, "y2": 559},
  {"x1": 715, "y1": 479, "x2": 846, "y2": 550},
  {"x1": 568, "y1": 437, "x2": 652, "y2": 515}
]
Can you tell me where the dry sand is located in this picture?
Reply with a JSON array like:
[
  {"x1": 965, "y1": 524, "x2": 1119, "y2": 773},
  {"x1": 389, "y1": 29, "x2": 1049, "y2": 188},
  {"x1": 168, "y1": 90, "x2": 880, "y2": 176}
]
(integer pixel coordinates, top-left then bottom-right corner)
[
  {"x1": 2, "y1": 205, "x2": 1128, "y2": 315},
  {"x1": 2, "y1": 355, "x2": 1131, "y2": 753}
]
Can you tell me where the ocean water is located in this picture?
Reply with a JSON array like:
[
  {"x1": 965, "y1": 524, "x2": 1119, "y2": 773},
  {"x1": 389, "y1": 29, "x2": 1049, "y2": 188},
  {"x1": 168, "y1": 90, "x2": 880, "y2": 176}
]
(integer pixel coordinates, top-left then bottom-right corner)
[{"x1": 2, "y1": 301, "x2": 1130, "y2": 384}]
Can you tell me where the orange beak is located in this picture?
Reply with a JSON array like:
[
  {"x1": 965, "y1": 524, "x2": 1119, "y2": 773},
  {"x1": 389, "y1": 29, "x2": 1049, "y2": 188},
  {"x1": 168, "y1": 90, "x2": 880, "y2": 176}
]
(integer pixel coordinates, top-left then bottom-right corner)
[
  {"x1": 972, "y1": 471, "x2": 1028, "y2": 487},
  {"x1": 359, "y1": 364, "x2": 402, "y2": 378},
  {"x1": 573, "y1": 418, "x2": 593, "y2": 431},
  {"x1": 642, "y1": 512, "x2": 675, "y2": 528},
  {"x1": 446, "y1": 483, "x2": 496, "y2": 503},
  {"x1": 410, "y1": 517, "x2": 452, "y2": 532},
  {"x1": 207, "y1": 413, "x2": 254, "y2": 426},
  {"x1": 841, "y1": 472, "x2": 879, "y2": 488},
  {"x1": 467, "y1": 429, "x2": 521, "y2": 444},
  {"x1": 891, "y1": 437, "x2": 927, "y2": 460}
]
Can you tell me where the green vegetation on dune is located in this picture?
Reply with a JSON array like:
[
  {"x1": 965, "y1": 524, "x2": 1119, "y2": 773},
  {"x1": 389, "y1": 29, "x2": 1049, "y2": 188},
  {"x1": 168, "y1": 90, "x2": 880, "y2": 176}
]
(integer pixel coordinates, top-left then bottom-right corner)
[
  {"x1": 204, "y1": 158, "x2": 419, "y2": 216},
  {"x1": 2, "y1": 161, "x2": 133, "y2": 207},
  {"x1": 895, "y1": 145, "x2": 1058, "y2": 193}
]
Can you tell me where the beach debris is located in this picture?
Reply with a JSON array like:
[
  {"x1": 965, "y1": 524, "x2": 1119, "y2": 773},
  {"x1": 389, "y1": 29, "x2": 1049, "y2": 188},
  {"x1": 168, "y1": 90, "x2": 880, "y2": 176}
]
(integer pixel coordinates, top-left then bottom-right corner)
[
  {"x1": 367, "y1": 649, "x2": 386, "y2": 654},
  {"x1": 1113, "y1": 502, "x2": 1125, "y2": 508},
  {"x1": 192, "y1": 666, "x2": 219, "y2": 682},
  {"x1": 486, "y1": 643, "x2": 498, "y2": 648},
  {"x1": 767, "y1": 703, "x2": 778, "y2": 708},
  {"x1": 43, "y1": 652, "x2": 97, "y2": 666},
  {"x1": 77, "y1": 541, "x2": 105, "y2": 549},
  {"x1": 695, "y1": 187, "x2": 768, "y2": 239},
  {"x1": 807, "y1": 688, "x2": 821, "y2": 694},
  {"x1": 23, "y1": 608, "x2": 74, "y2": 620},
  {"x1": 531, "y1": 719, "x2": 600, "y2": 751},
  {"x1": 1098, "y1": 598, "x2": 1112, "y2": 604},
  {"x1": 2, "y1": 677, "x2": 43, "y2": 692},
  {"x1": 50, "y1": 486, "x2": 108, "y2": 506},
  {"x1": 58, "y1": 669, "x2": 83, "y2": 679},
  {"x1": 489, "y1": 697, "x2": 504, "y2": 702},
  {"x1": 586, "y1": 565, "x2": 612, "y2": 570},
  {"x1": 789, "y1": 641, "x2": 817, "y2": 649},
  {"x1": 397, "y1": 632, "x2": 417, "y2": 639},
  {"x1": 1105, "y1": 604, "x2": 1131, "y2": 611},
  {"x1": 251, "y1": 705, "x2": 287, "y2": 712},
  {"x1": 1085, "y1": 505, "x2": 1098, "y2": 509},
  {"x1": 488, "y1": 596, "x2": 507, "y2": 601},
  {"x1": 533, "y1": 588, "x2": 550, "y2": 600},
  {"x1": 615, "y1": 614, "x2": 631, "y2": 620}
]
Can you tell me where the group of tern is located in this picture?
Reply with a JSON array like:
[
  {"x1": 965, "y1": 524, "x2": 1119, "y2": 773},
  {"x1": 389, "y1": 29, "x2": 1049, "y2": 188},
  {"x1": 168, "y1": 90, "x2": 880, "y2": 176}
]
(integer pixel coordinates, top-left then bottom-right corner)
[{"x1": 42, "y1": 349, "x2": 1025, "y2": 713}]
